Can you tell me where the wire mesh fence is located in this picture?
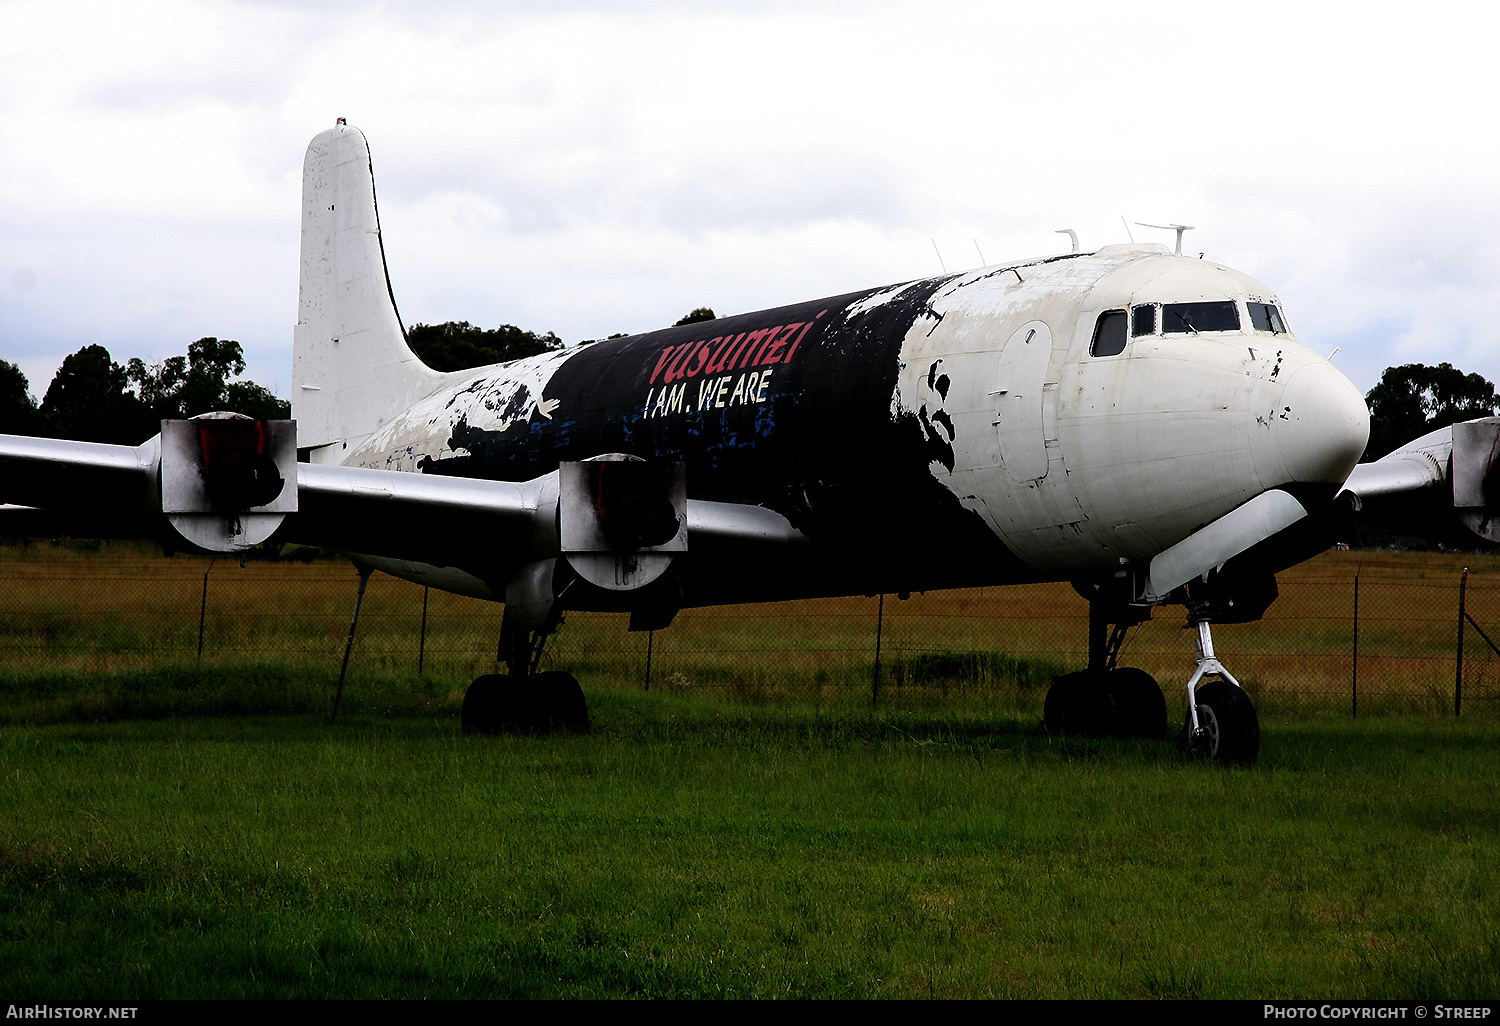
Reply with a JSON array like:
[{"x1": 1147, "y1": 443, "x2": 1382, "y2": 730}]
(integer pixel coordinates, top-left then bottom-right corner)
[{"x1": 3, "y1": 540, "x2": 1500, "y2": 716}]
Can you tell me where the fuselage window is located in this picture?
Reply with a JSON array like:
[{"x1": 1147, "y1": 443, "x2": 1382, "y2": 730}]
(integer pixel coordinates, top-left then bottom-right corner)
[
  {"x1": 1091, "y1": 310, "x2": 1128, "y2": 357},
  {"x1": 1162, "y1": 301, "x2": 1239, "y2": 334},
  {"x1": 1131, "y1": 304, "x2": 1157, "y2": 337},
  {"x1": 1247, "y1": 302, "x2": 1287, "y2": 334}
]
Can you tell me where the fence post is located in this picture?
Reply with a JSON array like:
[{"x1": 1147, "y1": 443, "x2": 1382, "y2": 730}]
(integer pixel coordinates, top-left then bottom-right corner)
[
  {"x1": 418, "y1": 586, "x2": 429, "y2": 676},
  {"x1": 197, "y1": 559, "x2": 214, "y2": 666},
  {"x1": 1351, "y1": 571, "x2": 1359, "y2": 719},
  {"x1": 1456, "y1": 566, "x2": 1468, "y2": 717},
  {"x1": 645, "y1": 630, "x2": 653, "y2": 690},
  {"x1": 332, "y1": 565, "x2": 372, "y2": 723},
  {"x1": 872, "y1": 593, "x2": 884, "y2": 707}
]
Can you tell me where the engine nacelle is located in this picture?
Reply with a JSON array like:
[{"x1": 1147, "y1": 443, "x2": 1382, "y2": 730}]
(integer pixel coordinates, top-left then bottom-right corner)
[
  {"x1": 161, "y1": 414, "x2": 298, "y2": 552},
  {"x1": 559, "y1": 455, "x2": 686, "y2": 591},
  {"x1": 1452, "y1": 419, "x2": 1500, "y2": 542}
]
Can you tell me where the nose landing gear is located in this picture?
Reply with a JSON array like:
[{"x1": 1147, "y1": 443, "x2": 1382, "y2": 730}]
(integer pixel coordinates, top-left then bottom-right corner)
[{"x1": 1181, "y1": 621, "x2": 1259, "y2": 765}]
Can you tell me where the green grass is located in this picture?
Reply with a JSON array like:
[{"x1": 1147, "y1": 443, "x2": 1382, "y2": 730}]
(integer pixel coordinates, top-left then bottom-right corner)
[
  {"x1": 4, "y1": 543, "x2": 1500, "y2": 997},
  {"x1": 3, "y1": 691, "x2": 1499, "y2": 998}
]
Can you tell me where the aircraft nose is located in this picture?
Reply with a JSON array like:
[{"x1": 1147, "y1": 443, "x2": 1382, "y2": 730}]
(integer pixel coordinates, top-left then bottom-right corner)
[{"x1": 1274, "y1": 362, "x2": 1370, "y2": 485}]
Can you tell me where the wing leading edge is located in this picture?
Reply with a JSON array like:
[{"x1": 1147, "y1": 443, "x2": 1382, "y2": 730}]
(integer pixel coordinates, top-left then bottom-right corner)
[{"x1": 0, "y1": 428, "x2": 806, "y2": 583}]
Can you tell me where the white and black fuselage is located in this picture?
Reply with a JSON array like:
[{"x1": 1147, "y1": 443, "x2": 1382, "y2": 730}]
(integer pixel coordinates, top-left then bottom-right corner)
[{"x1": 324, "y1": 243, "x2": 1368, "y2": 611}]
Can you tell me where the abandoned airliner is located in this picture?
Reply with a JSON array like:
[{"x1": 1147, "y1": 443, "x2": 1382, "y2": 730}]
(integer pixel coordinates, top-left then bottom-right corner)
[{"x1": 3, "y1": 121, "x2": 1494, "y2": 765}]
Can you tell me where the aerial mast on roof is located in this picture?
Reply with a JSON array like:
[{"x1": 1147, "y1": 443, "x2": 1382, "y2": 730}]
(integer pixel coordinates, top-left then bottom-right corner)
[{"x1": 1137, "y1": 222, "x2": 1195, "y2": 256}]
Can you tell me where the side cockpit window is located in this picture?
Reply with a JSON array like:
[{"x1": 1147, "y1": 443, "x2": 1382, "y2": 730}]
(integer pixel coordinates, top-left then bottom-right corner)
[
  {"x1": 1248, "y1": 302, "x2": 1287, "y2": 334},
  {"x1": 1162, "y1": 301, "x2": 1239, "y2": 334},
  {"x1": 1131, "y1": 304, "x2": 1157, "y2": 337},
  {"x1": 1091, "y1": 310, "x2": 1127, "y2": 357}
]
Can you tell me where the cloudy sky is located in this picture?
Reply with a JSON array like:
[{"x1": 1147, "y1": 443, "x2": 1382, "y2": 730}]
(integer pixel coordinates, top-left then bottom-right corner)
[{"x1": 2, "y1": 0, "x2": 1496, "y2": 404}]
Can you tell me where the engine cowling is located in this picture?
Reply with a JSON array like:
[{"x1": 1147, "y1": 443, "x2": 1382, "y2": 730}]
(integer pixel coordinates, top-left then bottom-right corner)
[
  {"x1": 161, "y1": 414, "x2": 298, "y2": 551},
  {"x1": 558, "y1": 455, "x2": 686, "y2": 592},
  {"x1": 1452, "y1": 419, "x2": 1500, "y2": 542}
]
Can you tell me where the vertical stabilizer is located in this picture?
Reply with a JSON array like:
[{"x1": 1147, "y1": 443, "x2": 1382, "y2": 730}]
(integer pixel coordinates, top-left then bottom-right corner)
[{"x1": 293, "y1": 121, "x2": 446, "y2": 463}]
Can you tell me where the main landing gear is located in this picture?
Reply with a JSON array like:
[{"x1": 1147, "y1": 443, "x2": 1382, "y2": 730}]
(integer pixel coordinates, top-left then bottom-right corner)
[
  {"x1": 461, "y1": 604, "x2": 589, "y2": 735},
  {"x1": 1044, "y1": 589, "x2": 1166, "y2": 739}
]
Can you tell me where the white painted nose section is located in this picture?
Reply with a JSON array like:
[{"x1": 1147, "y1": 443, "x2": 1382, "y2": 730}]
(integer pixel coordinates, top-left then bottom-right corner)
[{"x1": 1275, "y1": 363, "x2": 1370, "y2": 486}]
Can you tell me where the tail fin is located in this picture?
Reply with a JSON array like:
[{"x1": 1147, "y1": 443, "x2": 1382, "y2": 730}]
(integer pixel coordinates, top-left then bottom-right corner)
[{"x1": 293, "y1": 121, "x2": 446, "y2": 463}]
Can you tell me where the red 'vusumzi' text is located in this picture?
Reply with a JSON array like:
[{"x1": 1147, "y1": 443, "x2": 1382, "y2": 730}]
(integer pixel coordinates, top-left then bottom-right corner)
[{"x1": 648, "y1": 312, "x2": 826, "y2": 387}]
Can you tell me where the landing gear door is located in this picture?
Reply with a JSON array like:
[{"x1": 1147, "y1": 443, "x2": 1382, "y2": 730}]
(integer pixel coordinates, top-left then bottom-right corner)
[{"x1": 995, "y1": 320, "x2": 1052, "y2": 482}]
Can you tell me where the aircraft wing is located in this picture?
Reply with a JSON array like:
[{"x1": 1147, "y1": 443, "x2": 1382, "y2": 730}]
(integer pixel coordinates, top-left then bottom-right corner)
[
  {"x1": 1337, "y1": 417, "x2": 1500, "y2": 543},
  {"x1": 0, "y1": 434, "x2": 162, "y2": 539},
  {"x1": 1339, "y1": 426, "x2": 1450, "y2": 500},
  {"x1": 0, "y1": 434, "x2": 159, "y2": 505},
  {"x1": 0, "y1": 428, "x2": 806, "y2": 572}
]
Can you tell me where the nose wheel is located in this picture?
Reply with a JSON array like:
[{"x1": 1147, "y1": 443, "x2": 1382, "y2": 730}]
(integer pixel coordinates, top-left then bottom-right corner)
[
  {"x1": 1181, "y1": 621, "x2": 1259, "y2": 765},
  {"x1": 1047, "y1": 592, "x2": 1257, "y2": 762}
]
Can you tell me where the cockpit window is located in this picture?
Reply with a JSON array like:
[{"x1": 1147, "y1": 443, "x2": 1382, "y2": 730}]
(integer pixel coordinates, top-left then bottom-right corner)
[
  {"x1": 1091, "y1": 310, "x2": 1127, "y2": 357},
  {"x1": 1162, "y1": 301, "x2": 1239, "y2": 334},
  {"x1": 1248, "y1": 302, "x2": 1287, "y2": 334},
  {"x1": 1131, "y1": 305, "x2": 1157, "y2": 337}
]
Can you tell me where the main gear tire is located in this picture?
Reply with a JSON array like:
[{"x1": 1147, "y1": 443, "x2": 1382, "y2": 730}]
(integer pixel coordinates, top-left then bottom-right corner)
[
  {"x1": 536, "y1": 670, "x2": 590, "y2": 733},
  {"x1": 461, "y1": 674, "x2": 513, "y2": 735},
  {"x1": 1108, "y1": 667, "x2": 1167, "y2": 739},
  {"x1": 1044, "y1": 670, "x2": 1113, "y2": 737}
]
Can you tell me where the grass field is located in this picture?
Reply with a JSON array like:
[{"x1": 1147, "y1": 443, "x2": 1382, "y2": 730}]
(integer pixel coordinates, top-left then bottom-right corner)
[
  {"x1": 2, "y1": 543, "x2": 1500, "y2": 998},
  {"x1": 2, "y1": 697, "x2": 1498, "y2": 999}
]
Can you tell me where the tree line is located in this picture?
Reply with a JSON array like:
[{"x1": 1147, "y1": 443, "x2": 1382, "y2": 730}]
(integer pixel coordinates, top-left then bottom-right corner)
[
  {"x1": 1, "y1": 307, "x2": 1490, "y2": 463},
  {"x1": 0, "y1": 338, "x2": 289, "y2": 445},
  {"x1": 0, "y1": 319, "x2": 583, "y2": 446}
]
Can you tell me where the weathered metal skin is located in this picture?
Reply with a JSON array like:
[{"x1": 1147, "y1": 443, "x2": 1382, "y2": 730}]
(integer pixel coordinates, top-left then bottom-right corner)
[
  {"x1": 284, "y1": 122, "x2": 1370, "y2": 613},
  {"x1": 348, "y1": 276, "x2": 1039, "y2": 605},
  {"x1": 342, "y1": 242, "x2": 1369, "y2": 609}
]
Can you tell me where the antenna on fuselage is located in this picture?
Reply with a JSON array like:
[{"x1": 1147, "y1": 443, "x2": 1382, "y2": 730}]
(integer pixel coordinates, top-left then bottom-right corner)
[
  {"x1": 1055, "y1": 229, "x2": 1078, "y2": 254},
  {"x1": 1120, "y1": 216, "x2": 1135, "y2": 243},
  {"x1": 974, "y1": 239, "x2": 987, "y2": 265},
  {"x1": 1137, "y1": 222, "x2": 1195, "y2": 256},
  {"x1": 931, "y1": 238, "x2": 947, "y2": 273}
]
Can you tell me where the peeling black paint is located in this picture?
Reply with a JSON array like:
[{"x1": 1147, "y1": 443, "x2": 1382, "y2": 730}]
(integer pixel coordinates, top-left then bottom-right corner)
[{"x1": 413, "y1": 275, "x2": 1034, "y2": 598}]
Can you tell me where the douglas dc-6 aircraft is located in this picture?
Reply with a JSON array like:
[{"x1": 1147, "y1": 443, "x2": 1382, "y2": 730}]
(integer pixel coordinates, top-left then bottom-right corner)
[{"x1": 4, "y1": 121, "x2": 1497, "y2": 764}]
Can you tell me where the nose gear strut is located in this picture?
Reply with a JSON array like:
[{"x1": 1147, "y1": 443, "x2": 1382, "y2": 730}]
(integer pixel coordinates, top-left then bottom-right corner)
[{"x1": 1182, "y1": 620, "x2": 1260, "y2": 765}]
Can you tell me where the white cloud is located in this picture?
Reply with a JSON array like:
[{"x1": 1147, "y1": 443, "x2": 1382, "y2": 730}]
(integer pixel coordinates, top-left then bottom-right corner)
[{"x1": 3, "y1": 0, "x2": 1500, "y2": 403}]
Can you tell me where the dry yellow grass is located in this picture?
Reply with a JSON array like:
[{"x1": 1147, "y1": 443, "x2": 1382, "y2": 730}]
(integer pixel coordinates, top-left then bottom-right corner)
[{"x1": 3, "y1": 540, "x2": 1498, "y2": 715}]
